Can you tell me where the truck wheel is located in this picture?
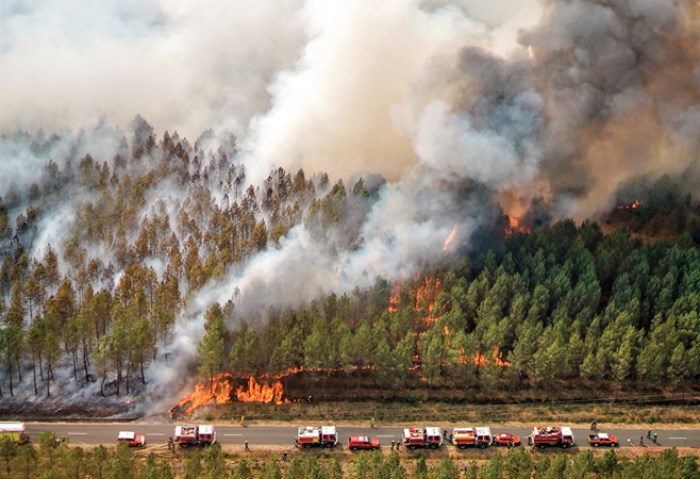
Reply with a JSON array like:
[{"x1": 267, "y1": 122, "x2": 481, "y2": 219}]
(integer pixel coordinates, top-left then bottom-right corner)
[
  {"x1": 611, "y1": 443, "x2": 618, "y2": 447},
  {"x1": 458, "y1": 445, "x2": 466, "y2": 450},
  {"x1": 303, "y1": 444, "x2": 311, "y2": 449},
  {"x1": 408, "y1": 445, "x2": 416, "y2": 450},
  {"x1": 561, "y1": 444, "x2": 569, "y2": 449},
  {"x1": 350, "y1": 447, "x2": 357, "y2": 451},
  {"x1": 592, "y1": 443, "x2": 599, "y2": 447},
  {"x1": 538, "y1": 445, "x2": 545, "y2": 449},
  {"x1": 479, "y1": 443, "x2": 487, "y2": 449}
]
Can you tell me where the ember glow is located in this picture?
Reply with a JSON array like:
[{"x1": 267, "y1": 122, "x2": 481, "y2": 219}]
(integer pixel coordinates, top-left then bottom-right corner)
[
  {"x1": 506, "y1": 216, "x2": 532, "y2": 236},
  {"x1": 617, "y1": 199, "x2": 644, "y2": 210}
]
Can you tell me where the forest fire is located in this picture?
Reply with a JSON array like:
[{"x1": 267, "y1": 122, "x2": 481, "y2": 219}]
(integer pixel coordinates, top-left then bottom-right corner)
[
  {"x1": 442, "y1": 225, "x2": 457, "y2": 251},
  {"x1": 617, "y1": 199, "x2": 644, "y2": 209},
  {"x1": 505, "y1": 216, "x2": 531, "y2": 236},
  {"x1": 236, "y1": 377, "x2": 287, "y2": 405},
  {"x1": 171, "y1": 373, "x2": 288, "y2": 417},
  {"x1": 457, "y1": 347, "x2": 510, "y2": 368},
  {"x1": 171, "y1": 373, "x2": 235, "y2": 417}
]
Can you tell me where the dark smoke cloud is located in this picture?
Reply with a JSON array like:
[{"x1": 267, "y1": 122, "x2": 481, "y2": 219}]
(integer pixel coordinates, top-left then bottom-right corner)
[{"x1": 2, "y1": 0, "x2": 699, "y2": 404}]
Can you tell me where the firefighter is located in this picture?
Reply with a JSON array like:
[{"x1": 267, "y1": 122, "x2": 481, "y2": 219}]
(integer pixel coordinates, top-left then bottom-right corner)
[
  {"x1": 390, "y1": 440, "x2": 395, "y2": 450},
  {"x1": 653, "y1": 433, "x2": 658, "y2": 444},
  {"x1": 590, "y1": 420, "x2": 597, "y2": 430},
  {"x1": 647, "y1": 429, "x2": 651, "y2": 439},
  {"x1": 244, "y1": 440, "x2": 250, "y2": 452},
  {"x1": 167, "y1": 437, "x2": 174, "y2": 452},
  {"x1": 283, "y1": 451, "x2": 288, "y2": 462},
  {"x1": 370, "y1": 417, "x2": 375, "y2": 428}
]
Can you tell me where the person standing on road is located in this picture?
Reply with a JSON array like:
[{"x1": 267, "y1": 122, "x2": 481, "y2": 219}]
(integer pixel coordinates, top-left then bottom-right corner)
[
  {"x1": 647, "y1": 429, "x2": 651, "y2": 439},
  {"x1": 653, "y1": 433, "x2": 658, "y2": 444},
  {"x1": 627, "y1": 438, "x2": 631, "y2": 446},
  {"x1": 640, "y1": 436, "x2": 644, "y2": 445}
]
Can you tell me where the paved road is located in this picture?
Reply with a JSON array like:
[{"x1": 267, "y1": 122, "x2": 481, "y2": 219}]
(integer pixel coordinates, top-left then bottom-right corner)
[{"x1": 23, "y1": 423, "x2": 700, "y2": 450}]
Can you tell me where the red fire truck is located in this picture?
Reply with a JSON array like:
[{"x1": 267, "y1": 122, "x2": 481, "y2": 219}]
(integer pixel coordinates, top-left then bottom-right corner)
[
  {"x1": 528, "y1": 426, "x2": 575, "y2": 449},
  {"x1": 174, "y1": 425, "x2": 217, "y2": 447},
  {"x1": 402, "y1": 427, "x2": 443, "y2": 449},
  {"x1": 451, "y1": 427, "x2": 492, "y2": 449},
  {"x1": 296, "y1": 426, "x2": 339, "y2": 448}
]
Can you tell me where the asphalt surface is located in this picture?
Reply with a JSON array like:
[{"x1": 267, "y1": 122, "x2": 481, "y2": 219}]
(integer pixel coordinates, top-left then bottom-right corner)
[{"x1": 23, "y1": 423, "x2": 700, "y2": 450}]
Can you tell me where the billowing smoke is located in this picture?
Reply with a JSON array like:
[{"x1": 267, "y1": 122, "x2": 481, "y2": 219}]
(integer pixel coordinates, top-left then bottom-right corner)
[{"x1": 1, "y1": 0, "x2": 699, "y2": 408}]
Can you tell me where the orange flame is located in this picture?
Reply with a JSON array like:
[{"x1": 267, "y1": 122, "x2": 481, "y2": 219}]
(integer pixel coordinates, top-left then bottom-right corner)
[
  {"x1": 466, "y1": 347, "x2": 510, "y2": 367},
  {"x1": 173, "y1": 373, "x2": 235, "y2": 416},
  {"x1": 617, "y1": 199, "x2": 644, "y2": 210},
  {"x1": 172, "y1": 373, "x2": 289, "y2": 416},
  {"x1": 443, "y1": 225, "x2": 457, "y2": 251},
  {"x1": 236, "y1": 377, "x2": 287, "y2": 405},
  {"x1": 505, "y1": 216, "x2": 531, "y2": 236}
]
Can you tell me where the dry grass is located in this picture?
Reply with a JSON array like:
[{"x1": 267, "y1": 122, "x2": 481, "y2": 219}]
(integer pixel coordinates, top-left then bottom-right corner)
[{"x1": 192, "y1": 399, "x2": 700, "y2": 427}]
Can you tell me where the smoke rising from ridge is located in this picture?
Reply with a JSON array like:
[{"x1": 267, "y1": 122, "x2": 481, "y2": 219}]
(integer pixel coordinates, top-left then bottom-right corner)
[{"x1": 2, "y1": 0, "x2": 700, "y2": 407}]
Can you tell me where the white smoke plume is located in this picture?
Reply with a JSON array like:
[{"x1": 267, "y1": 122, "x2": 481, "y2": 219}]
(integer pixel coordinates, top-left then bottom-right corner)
[{"x1": 2, "y1": 0, "x2": 699, "y2": 408}]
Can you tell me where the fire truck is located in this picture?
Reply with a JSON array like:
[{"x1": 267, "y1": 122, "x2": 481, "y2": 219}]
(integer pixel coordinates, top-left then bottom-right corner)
[
  {"x1": 402, "y1": 427, "x2": 443, "y2": 449},
  {"x1": 173, "y1": 425, "x2": 217, "y2": 447},
  {"x1": 528, "y1": 426, "x2": 575, "y2": 449},
  {"x1": 296, "y1": 426, "x2": 339, "y2": 448},
  {"x1": 451, "y1": 427, "x2": 492, "y2": 449},
  {"x1": 0, "y1": 422, "x2": 30, "y2": 444}
]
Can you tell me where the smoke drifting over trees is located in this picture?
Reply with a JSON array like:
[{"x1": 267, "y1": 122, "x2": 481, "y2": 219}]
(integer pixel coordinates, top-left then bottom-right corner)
[{"x1": 0, "y1": 0, "x2": 699, "y2": 407}]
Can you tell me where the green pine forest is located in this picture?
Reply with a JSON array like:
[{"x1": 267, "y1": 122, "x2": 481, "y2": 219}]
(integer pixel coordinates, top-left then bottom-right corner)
[
  {"x1": 1, "y1": 435, "x2": 699, "y2": 479},
  {"x1": 1, "y1": 120, "x2": 699, "y2": 405}
]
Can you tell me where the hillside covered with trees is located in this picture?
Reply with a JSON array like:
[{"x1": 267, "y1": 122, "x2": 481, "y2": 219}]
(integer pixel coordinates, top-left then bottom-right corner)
[{"x1": 0, "y1": 120, "x2": 699, "y2": 412}]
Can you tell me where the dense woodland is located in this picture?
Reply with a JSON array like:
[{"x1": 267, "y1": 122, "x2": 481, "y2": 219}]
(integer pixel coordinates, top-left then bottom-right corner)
[
  {"x1": 1, "y1": 118, "x2": 699, "y2": 403},
  {"x1": 1, "y1": 435, "x2": 699, "y2": 479}
]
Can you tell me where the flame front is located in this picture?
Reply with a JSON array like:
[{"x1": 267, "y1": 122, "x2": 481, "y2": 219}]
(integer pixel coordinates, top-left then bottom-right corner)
[
  {"x1": 173, "y1": 372, "x2": 235, "y2": 416},
  {"x1": 172, "y1": 373, "x2": 288, "y2": 416},
  {"x1": 236, "y1": 377, "x2": 287, "y2": 405}
]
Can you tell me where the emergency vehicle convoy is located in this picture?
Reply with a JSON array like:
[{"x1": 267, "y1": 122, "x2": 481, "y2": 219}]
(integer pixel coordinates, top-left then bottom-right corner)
[
  {"x1": 174, "y1": 425, "x2": 217, "y2": 447},
  {"x1": 296, "y1": 426, "x2": 339, "y2": 448},
  {"x1": 402, "y1": 427, "x2": 443, "y2": 449},
  {"x1": 528, "y1": 426, "x2": 575, "y2": 448},
  {"x1": 0, "y1": 422, "x2": 30, "y2": 444},
  {"x1": 451, "y1": 427, "x2": 493, "y2": 449}
]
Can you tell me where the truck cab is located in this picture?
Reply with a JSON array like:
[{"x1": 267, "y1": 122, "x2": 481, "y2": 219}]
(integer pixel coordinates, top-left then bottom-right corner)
[
  {"x1": 402, "y1": 427, "x2": 443, "y2": 449},
  {"x1": 0, "y1": 422, "x2": 29, "y2": 444},
  {"x1": 529, "y1": 426, "x2": 575, "y2": 449},
  {"x1": 451, "y1": 426, "x2": 492, "y2": 449},
  {"x1": 296, "y1": 426, "x2": 338, "y2": 448}
]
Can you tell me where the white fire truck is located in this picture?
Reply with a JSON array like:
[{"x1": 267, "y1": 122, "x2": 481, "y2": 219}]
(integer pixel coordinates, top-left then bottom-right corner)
[
  {"x1": 528, "y1": 426, "x2": 575, "y2": 449},
  {"x1": 174, "y1": 425, "x2": 217, "y2": 447},
  {"x1": 296, "y1": 426, "x2": 339, "y2": 448},
  {"x1": 402, "y1": 427, "x2": 443, "y2": 449},
  {"x1": 451, "y1": 426, "x2": 492, "y2": 449},
  {"x1": 0, "y1": 422, "x2": 30, "y2": 444}
]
